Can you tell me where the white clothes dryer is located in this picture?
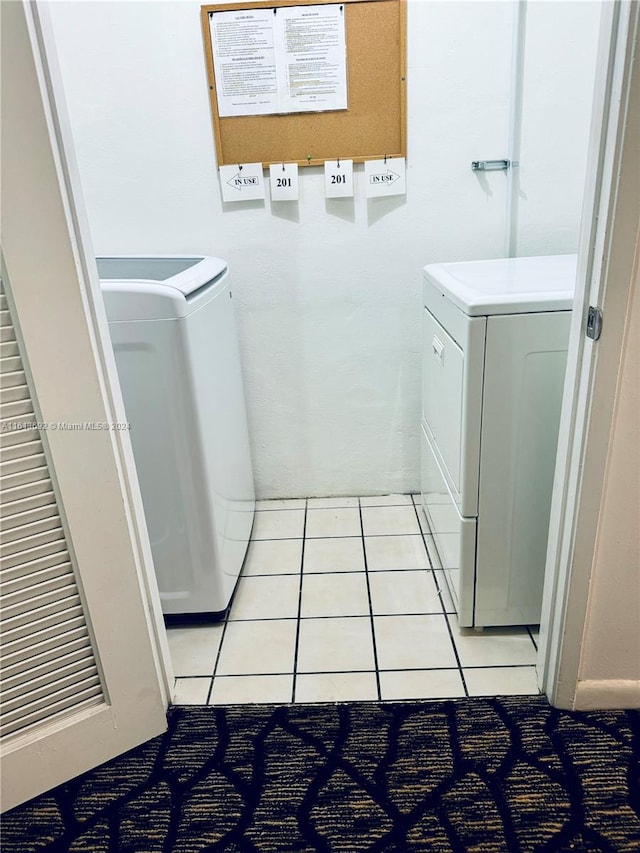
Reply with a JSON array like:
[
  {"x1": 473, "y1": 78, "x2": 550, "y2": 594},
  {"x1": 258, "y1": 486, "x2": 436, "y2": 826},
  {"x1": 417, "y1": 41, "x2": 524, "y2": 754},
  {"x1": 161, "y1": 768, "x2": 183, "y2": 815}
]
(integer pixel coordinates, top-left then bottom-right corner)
[{"x1": 420, "y1": 254, "x2": 576, "y2": 628}]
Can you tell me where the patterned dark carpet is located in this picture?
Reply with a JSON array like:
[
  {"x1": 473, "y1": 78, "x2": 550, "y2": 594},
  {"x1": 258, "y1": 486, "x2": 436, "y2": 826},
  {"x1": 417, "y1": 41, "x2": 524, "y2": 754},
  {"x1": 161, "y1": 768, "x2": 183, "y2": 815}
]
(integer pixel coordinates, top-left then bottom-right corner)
[{"x1": 2, "y1": 697, "x2": 640, "y2": 852}]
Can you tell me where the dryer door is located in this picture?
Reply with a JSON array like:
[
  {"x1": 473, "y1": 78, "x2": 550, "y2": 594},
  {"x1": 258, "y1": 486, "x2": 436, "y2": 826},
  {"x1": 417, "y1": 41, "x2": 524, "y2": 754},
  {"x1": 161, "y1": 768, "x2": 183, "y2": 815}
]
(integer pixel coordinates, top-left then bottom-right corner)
[
  {"x1": 421, "y1": 297, "x2": 486, "y2": 517},
  {"x1": 422, "y1": 309, "x2": 464, "y2": 490}
]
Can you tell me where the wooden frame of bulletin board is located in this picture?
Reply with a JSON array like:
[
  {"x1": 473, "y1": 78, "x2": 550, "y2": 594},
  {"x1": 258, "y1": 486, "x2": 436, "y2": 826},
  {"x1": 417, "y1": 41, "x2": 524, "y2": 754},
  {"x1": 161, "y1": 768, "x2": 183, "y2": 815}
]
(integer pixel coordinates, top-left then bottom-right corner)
[{"x1": 200, "y1": 0, "x2": 406, "y2": 167}]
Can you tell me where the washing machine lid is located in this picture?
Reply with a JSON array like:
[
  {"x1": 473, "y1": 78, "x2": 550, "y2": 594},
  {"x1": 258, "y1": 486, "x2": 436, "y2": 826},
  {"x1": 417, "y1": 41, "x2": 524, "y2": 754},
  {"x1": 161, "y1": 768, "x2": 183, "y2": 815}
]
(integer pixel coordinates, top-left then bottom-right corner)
[
  {"x1": 423, "y1": 254, "x2": 577, "y2": 316},
  {"x1": 98, "y1": 255, "x2": 228, "y2": 321}
]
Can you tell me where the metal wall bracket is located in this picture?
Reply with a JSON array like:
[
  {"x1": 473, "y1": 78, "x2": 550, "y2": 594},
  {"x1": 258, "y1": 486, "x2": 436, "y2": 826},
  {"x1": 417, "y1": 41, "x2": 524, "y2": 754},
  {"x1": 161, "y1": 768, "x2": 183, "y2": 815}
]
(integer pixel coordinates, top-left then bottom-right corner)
[{"x1": 471, "y1": 159, "x2": 518, "y2": 172}]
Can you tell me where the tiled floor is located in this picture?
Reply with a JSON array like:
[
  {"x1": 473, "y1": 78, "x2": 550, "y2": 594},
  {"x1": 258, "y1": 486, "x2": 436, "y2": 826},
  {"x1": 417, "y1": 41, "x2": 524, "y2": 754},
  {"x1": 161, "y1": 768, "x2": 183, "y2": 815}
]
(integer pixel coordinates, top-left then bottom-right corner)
[{"x1": 168, "y1": 495, "x2": 540, "y2": 705}]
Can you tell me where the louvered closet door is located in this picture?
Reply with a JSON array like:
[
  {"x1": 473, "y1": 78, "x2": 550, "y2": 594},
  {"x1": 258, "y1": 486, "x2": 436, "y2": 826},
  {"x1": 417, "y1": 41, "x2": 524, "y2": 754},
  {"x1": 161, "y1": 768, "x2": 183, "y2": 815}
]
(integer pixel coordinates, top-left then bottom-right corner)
[
  {"x1": 2, "y1": 0, "x2": 168, "y2": 812},
  {"x1": 1, "y1": 289, "x2": 105, "y2": 739}
]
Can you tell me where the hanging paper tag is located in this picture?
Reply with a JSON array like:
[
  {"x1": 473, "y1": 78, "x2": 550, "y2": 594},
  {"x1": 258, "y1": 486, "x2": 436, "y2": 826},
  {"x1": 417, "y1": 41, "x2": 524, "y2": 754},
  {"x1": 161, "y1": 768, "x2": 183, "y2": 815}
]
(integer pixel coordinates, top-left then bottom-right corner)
[
  {"x1": 269, "y1": 163, "x2": 299, "y2": 201},
  {"x1": 364, "y1": 157, "x2": 406, "y2": 198},
  {"x1": 219, "y1": 163, "x2": 265, "y2": 202},
  {"x1": 324, "y1": 159, "x2": 353, "y2": 198}
]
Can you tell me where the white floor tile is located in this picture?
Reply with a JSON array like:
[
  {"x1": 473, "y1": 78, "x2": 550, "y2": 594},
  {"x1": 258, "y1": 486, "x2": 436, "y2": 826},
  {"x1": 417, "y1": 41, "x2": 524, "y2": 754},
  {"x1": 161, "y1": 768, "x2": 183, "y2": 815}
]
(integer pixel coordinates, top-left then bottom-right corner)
[
  {"x1": 305, "y1": 508, "x2": 361, "y2": 538},
  {"x1": 307, "y1": 497, "x2": 359, "y2": 508},
  {"x1": 303, "y1": 537, "x2": 365, "y2": 573},
  {"x1": 361, "y1": 506, "x2": 421, "y2": 537},
  {"x1": 210, "y1": 674, "x2": 293, "y2": 705},
  {"x1": 242, "y1": 539, "x2": 303, "y2": 576},
  {"x1": 360, "y1": 495, "x2": 413, "y2": 507},
  {"x1": 300, "y1": 572, "x2": 369, "y2": 618},
  {"x1": 464, "y1": 666, "x2": 540, "y2": 697},
  {"x1": 452, "y1": 625, "x2": 538, "y2": 668},
  {"x1": 369, "y1": 570, "x2": 442, "y2": 615},
  {"x1": 216, "y1": 619, "x2": 297, "y2": 675},
  {"x1": 173, "y1": 677, "x2": 211, "y2": 704},
  {"x1": 251, "y1": 509, "x2": 305, "y2": 540},
  {"x1": 295, "y1": 672, "x2": 378, "y2": 703},
  {"x1": 256, "y1": 498, "x2": 306, "y2": 510},
  {"x1": 433, "y1": 571, "x2": 457, "y2": 614},
  {"x1": 365, "y1": 535, "x2": 430, "y2": 570},
  {"x1": 166, "y1": 625, "x2": 224, "y2": 676},
  {"x1": 229, "y1": 575, "x2": 300, "y2": 621},
  {"x1": 296, "y1": 616, "x2": 375, "y2": 673},
  {"x1": 374, "y1": 614, "x2": 457, "y2": 670},
  {"x1": 379, "y1": 669, "x2": 465, "y2": 701}
]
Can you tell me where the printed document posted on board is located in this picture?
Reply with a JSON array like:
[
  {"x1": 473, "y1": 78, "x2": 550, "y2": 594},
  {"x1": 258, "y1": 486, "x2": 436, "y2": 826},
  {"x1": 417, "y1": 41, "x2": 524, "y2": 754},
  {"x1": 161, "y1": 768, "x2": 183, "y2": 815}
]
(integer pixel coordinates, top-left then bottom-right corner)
[{"x1": 210, "y1": 4, "x2": 347, "y2": 117}]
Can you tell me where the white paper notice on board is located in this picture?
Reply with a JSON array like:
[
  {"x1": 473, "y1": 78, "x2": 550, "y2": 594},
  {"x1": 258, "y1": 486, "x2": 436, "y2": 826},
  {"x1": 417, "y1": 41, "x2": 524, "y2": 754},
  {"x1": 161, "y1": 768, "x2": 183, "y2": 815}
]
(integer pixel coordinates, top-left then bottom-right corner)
[
  {"x1": 324, "y1": 159, "x2": 353, "y2": 198},
  {"x1": 364, "y1": 158, "x2": 407, "y2": 198},
  {"x1": 269, "y1": 163, "x2": 300, "y2": 201},
  {"x1": 210, "y1": 9, "x2": 278, "y2": 117},
  {"x1": 219, "y1": 163, "x2": 265, "y2": 202},
  {"x1": 274, "y1": 5, "x2": 347, "y2": 113},
  {"x1": 209, "y1": 4, "x2": 347, "y2": 118}
]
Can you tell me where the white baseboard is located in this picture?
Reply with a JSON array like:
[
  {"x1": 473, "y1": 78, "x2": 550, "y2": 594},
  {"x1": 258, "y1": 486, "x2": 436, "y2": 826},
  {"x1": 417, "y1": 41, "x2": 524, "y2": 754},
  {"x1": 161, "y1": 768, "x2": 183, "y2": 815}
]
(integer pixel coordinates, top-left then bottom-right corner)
[{"x1": 574, "y1": 679, "x2": 640, "y2": 710}]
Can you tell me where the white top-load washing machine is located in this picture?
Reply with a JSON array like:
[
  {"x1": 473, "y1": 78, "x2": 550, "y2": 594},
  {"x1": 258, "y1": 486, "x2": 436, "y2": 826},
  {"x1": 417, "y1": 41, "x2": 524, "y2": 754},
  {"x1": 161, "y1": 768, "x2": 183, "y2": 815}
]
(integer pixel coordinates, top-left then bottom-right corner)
[
  {"x1": 420, "y1": 254, "x2": 576, "y2": 628},
  {"x1": 98, "y1": 256, "x2": 255, "y2": 619}
]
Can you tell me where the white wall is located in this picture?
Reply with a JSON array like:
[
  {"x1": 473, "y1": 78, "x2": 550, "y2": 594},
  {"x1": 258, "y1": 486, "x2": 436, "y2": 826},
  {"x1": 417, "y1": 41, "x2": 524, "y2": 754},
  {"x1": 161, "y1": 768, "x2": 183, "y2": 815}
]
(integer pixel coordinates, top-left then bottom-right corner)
[
  {"x1": 48, "y1": 0, "x2": 601, "y2": 499},
  {"x1": 516, "y1": 2, "x2": 602, "y2": 256}
]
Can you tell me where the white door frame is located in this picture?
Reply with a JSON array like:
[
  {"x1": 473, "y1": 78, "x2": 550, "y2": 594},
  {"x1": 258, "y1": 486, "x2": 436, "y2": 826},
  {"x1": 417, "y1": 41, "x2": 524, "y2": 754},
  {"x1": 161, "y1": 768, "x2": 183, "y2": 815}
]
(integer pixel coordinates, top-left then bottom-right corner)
[
  {"x1": 1, "y1": 0, "x2": 173, "y2": 810},
  {"x1": 538, "y1": 0, "x2": 639, "y2": 708}
]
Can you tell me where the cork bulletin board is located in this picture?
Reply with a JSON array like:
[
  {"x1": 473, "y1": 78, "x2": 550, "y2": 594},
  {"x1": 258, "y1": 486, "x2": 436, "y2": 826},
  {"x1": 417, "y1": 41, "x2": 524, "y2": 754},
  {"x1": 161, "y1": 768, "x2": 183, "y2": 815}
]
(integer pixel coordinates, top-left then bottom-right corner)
[{"x1": 200, "y1": 0, "x2": 406, "y2": 167}]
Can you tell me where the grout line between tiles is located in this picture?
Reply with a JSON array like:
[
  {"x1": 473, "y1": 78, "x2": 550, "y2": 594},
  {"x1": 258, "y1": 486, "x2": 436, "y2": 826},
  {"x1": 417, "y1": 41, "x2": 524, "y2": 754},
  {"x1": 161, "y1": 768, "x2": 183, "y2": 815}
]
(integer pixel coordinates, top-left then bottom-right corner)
[
  {"x1": 226, "y1": 614, "x2": 371, "y2": 622},
  {"x1": 223, "y1": 616, "x2": 297, "y2": 623},
  {"x1": 184, "y1": 664, "x2": 509, "y2": 680},
  {"x1": 291, "y1": 499, "x2": 308, "y2": 702},
  {"x1": 443, "y1": 610, "x2": 469, "y2": 698},
  {"x1": 411, "y1": 495, "x2": 436, "y2": 572},
  {"x1": 243, "y1": 566, "x2": 435, "y2": 578},
  {"x1": 207, "y1": 531, "x2": 254, "y2": 702},
  {"x1": 224, "y1": 610, "x2": 463, "y2": 623},
  {"x1": 255, "y1": 504, "x2": 306, "y2": 511},
  {"x1": 365, "y1": 666, "x2": 466, "y2": 674},
  {"x1": 207, "y1": 613, "x2": 230, "y2": 704},
  {"x1": 359, "y1": 498, "x2": 382, "y2": 701},
  {"x1": 252, "y1": 532, "x2": 441, "y2": 542},
  {"x1": 175, "y1": 675, "x2": 213, "y2": 681},
  {"x1": 214, "y1": 669, "x2": 373, "y2": 678},
  {"x1": 461, "y1": 664, "x2": 539, "y2": 671}
]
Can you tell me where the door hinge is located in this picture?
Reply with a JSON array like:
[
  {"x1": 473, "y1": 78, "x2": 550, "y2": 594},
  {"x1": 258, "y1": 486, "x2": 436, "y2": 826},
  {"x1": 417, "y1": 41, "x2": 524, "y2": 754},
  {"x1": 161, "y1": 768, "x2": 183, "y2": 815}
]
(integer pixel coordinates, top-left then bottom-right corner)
[{"x1": 586, "y1": 306, "x2": 603, "y2": 341}]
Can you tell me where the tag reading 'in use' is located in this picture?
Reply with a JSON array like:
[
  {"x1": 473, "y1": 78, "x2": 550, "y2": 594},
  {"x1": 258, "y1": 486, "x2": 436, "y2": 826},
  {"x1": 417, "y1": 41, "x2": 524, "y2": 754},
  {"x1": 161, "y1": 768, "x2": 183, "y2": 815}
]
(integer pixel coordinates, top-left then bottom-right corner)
[
  {"x1": 269, "y1": 163, "x2": 299, "y2": 201},
  {"x1": 364, "y1": 158, "x2": 406, "y2": 198},
  {"x1": 324, "y1": 159, "x2": 354, "y2": 198},
  {"x1": 219, "y1": 163, "x2": 265, "y2": 202}
]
